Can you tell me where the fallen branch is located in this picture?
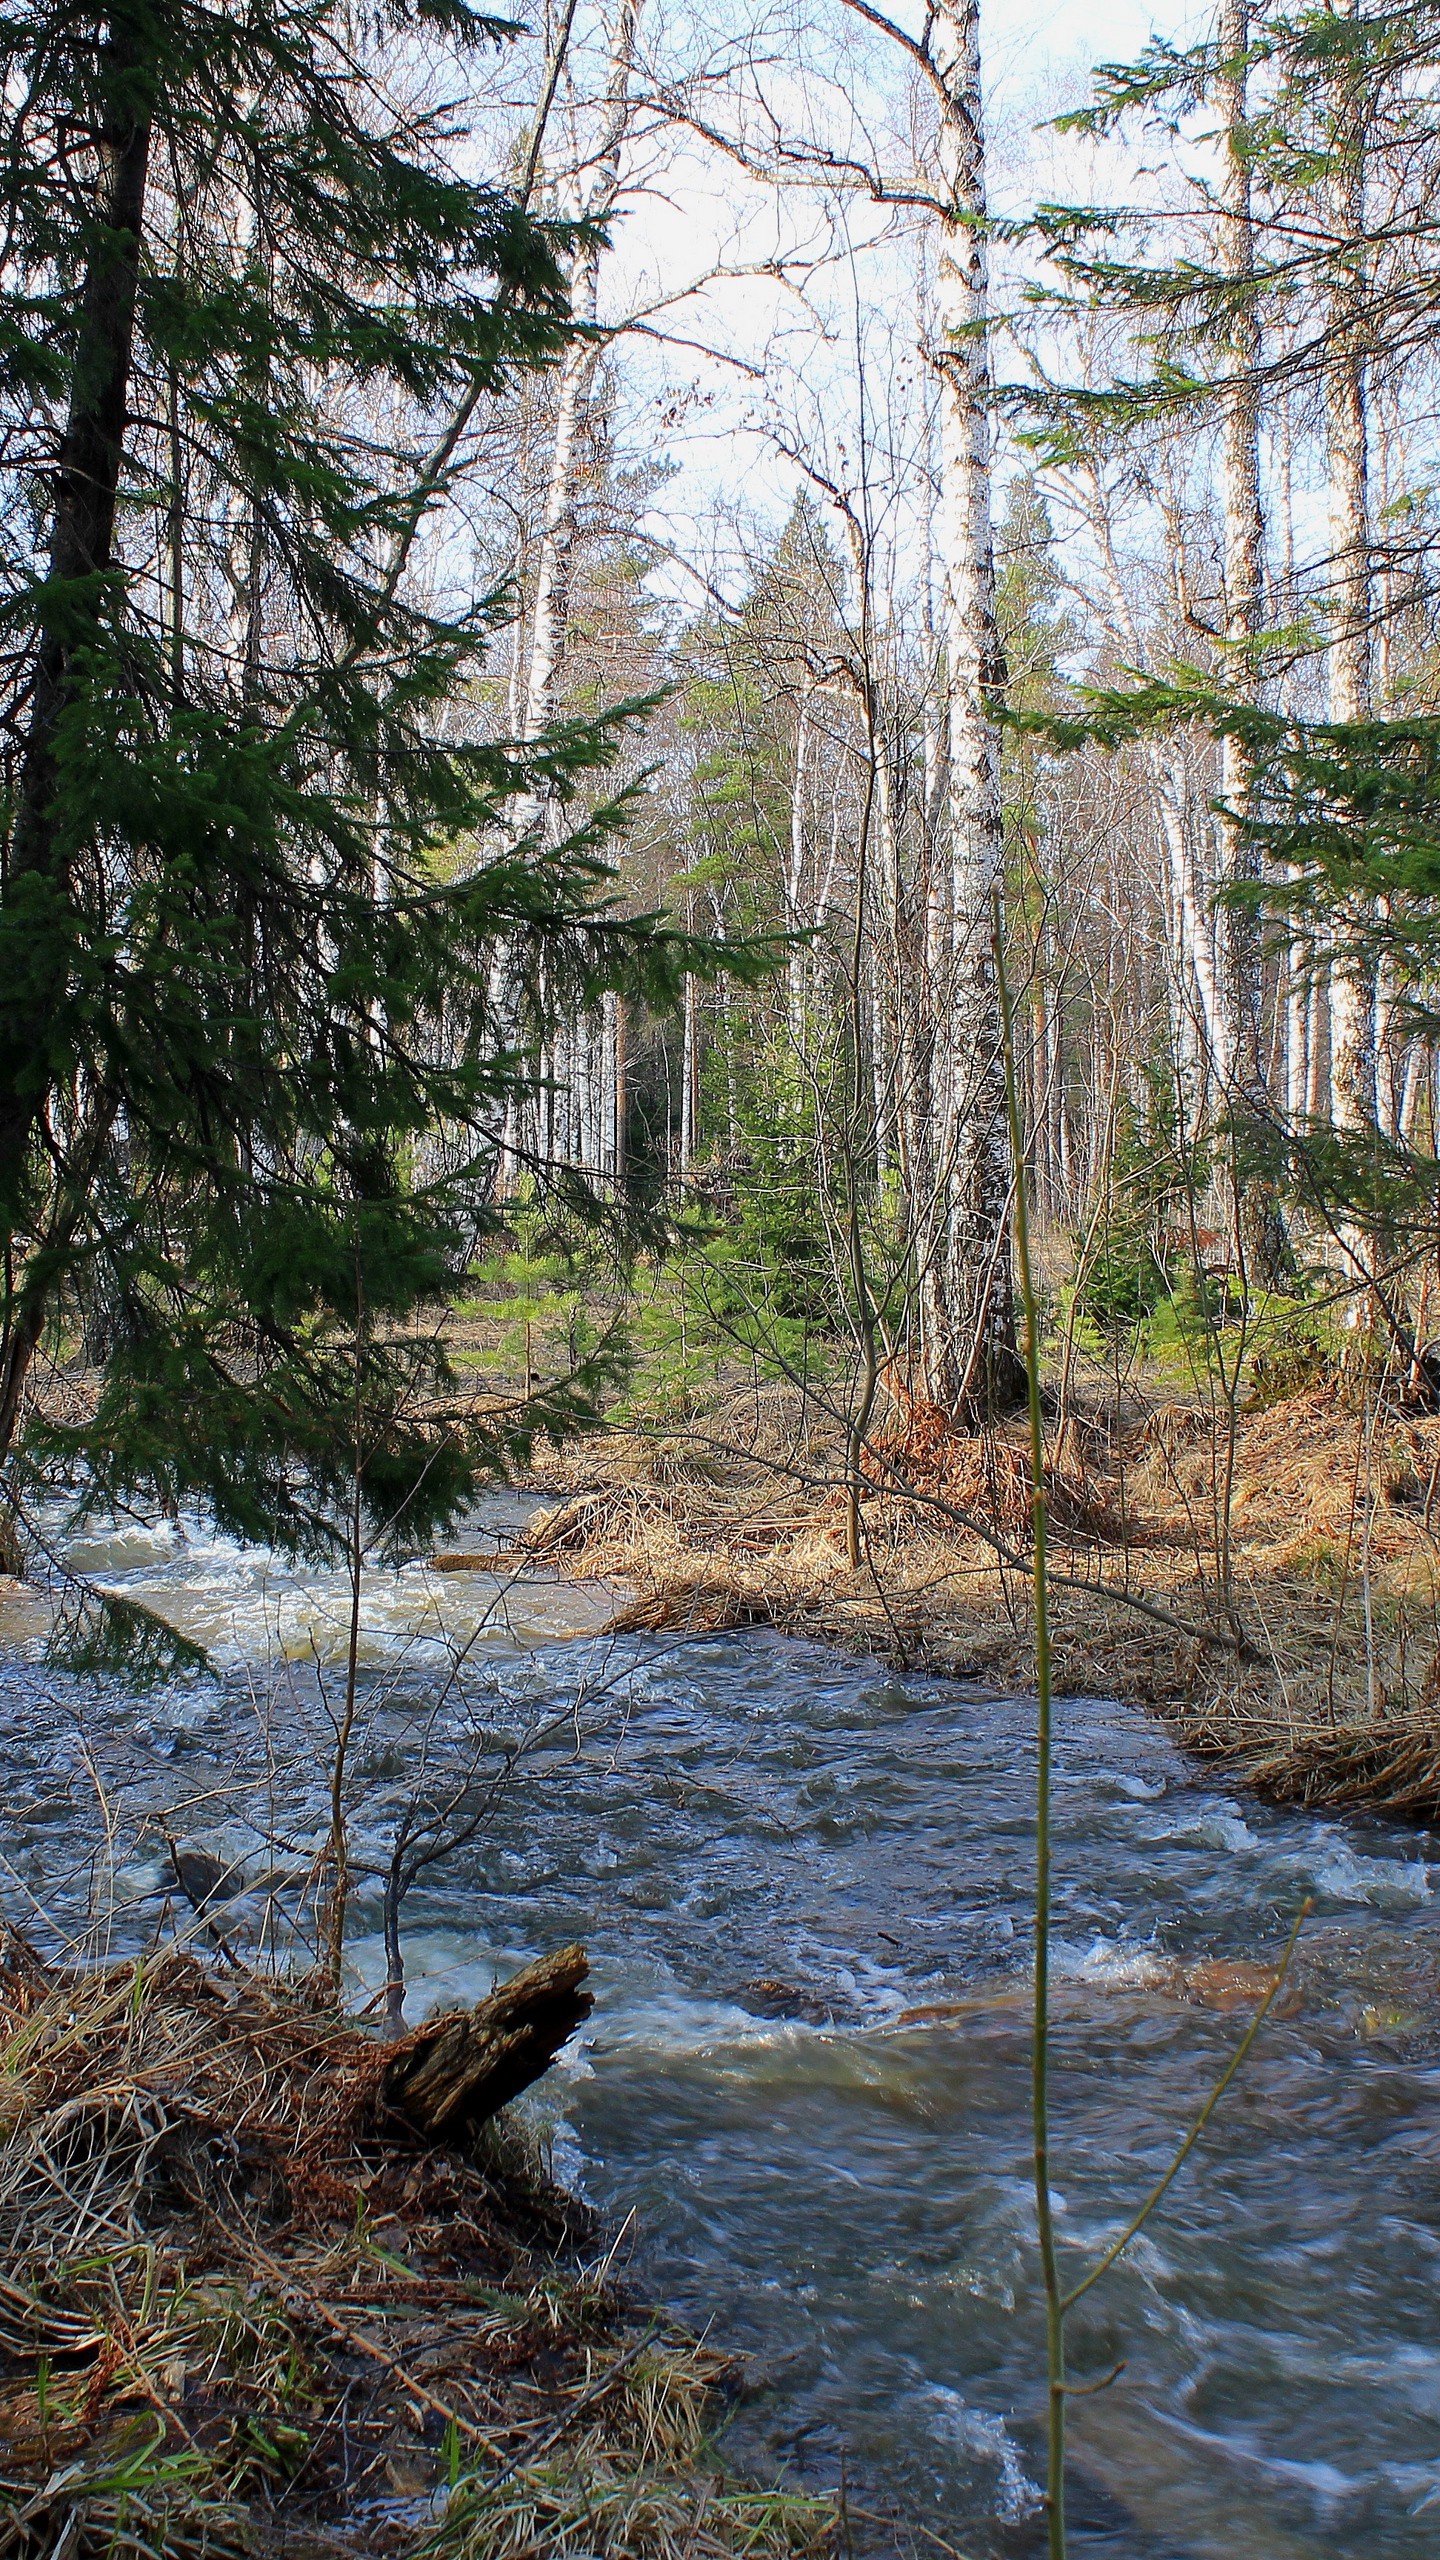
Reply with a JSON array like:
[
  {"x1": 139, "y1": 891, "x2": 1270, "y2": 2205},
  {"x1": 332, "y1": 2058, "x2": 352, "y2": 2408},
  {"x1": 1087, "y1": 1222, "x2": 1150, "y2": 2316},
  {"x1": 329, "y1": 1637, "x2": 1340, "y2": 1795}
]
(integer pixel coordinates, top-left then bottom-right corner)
[{"x1": 381, "y1": 1942, "x2": 593, "y2": 2140}]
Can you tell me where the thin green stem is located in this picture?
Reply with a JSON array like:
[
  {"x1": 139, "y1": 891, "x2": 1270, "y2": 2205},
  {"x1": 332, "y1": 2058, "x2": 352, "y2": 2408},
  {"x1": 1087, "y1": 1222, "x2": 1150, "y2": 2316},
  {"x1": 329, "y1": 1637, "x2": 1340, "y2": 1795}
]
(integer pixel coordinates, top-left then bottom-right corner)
[
  {"x1": 1062, "y1": 1895, "x2": 1310, "y2": 2314},
  {"x1": 995, "y1": 896, "x2": 1065, "y2": 2560}
]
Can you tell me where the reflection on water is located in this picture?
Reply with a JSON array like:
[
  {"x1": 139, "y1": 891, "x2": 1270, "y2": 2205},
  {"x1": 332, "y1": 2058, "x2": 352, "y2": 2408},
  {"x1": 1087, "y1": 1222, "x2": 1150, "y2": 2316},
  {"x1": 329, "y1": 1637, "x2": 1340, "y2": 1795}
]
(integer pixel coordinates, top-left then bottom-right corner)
[{"x1": 3, "y1": 1508, "x2": 1440, "y2": 2555}]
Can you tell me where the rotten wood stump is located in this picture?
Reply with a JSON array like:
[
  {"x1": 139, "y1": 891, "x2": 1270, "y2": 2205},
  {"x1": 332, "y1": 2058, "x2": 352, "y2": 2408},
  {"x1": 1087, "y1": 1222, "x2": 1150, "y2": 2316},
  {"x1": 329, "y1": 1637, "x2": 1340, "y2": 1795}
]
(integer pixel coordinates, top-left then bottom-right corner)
[{"x1": 381, "y1": 1943, "x2": 592, "y2": 2141}]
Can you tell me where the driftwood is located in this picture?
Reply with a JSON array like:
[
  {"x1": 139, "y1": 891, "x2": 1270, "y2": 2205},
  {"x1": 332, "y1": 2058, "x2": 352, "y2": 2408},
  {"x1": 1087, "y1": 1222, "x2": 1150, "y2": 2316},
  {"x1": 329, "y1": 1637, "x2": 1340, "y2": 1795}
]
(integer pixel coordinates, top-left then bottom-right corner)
[
  {"x1": 600, "y1": 1577, "x2": 771, "y2": 1635},
  {"x1": 381, "y1": 1943, "x2": 593, "y2": 2141}
]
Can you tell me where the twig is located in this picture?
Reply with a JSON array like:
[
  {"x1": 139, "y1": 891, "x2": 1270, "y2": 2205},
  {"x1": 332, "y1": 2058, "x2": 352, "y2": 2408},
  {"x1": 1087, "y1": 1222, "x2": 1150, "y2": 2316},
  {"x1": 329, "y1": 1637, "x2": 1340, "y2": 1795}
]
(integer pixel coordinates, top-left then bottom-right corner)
[
  {"x1": 996, "y1": 894, "x2": 1066, "y2": 2560},
  {"x1": 206, "y1": 2218, "x2": 500, "y2": 2448}
]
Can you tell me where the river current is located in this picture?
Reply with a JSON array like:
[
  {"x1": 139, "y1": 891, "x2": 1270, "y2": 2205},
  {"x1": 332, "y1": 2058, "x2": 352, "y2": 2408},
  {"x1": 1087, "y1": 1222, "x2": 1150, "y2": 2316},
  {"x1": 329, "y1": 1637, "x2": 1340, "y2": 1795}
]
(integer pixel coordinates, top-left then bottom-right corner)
[{"x1": 2, "y1": 1507, "x2": 1439, "y2": 2558}]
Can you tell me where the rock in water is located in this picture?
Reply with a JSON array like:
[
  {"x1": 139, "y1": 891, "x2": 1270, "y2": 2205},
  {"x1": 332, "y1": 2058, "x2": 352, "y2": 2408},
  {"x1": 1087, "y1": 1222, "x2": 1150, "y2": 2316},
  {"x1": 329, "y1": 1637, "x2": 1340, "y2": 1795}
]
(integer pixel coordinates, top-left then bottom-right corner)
[{"x1": 381, "y1": 1944, "x2": 592, "y2": 2140}]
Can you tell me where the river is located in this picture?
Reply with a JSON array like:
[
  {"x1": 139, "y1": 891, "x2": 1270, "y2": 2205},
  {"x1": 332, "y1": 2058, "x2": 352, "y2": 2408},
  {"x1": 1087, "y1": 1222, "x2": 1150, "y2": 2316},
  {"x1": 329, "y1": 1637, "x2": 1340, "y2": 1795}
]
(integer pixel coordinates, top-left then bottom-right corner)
[{"x1": 2, "y1": 1507, "x2": 1439, "y2": 2557}]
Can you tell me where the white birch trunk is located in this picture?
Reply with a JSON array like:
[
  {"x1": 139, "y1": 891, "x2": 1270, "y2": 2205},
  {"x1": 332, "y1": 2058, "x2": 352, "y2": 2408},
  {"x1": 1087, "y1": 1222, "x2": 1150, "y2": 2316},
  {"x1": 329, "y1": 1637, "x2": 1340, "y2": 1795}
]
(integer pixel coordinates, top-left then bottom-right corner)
[
  {"x1": 1325, "y1": 29, "x2": 1377, "y2": 1150},
  {"x1": 1084, "y1": 471, "x2": 1224, "y2": 1104},
  {"x1": 870, "y1": 933, "x2": 891, "y2": 1191},
  {"x1": 521, "y1": 2, "x2": 638, "y2": 755},
  {"x1": 612, "y1": 990, "x2": 629, "y2": 1182},
  {"x1": 1326, "y1": 332, "x2": 1376, "y2": 1134},
  {"x1": 508, "y1": 3, "x2": 640, "y2": 1180},
  {"x1": 929, "y1": 0, "x2": 1021, "y2": 1411},
  {"x1": 680, "y1": 970, "x2": 697, "y2": 1179},
  {"x1": 600, "y1": 987, "x2": 619, "y2": 1180},
  {"x1": 1285, "y1": 940, "x2": 1311, "y2": 1123},
  {"x1": 786, "y1": 690, "x2": 812, "y2": 1048},
  {"x1": 1216, "y1": 0, "x2": 1265, "y2": 1081},
  {"x1": 1214, "y1": 0, "x2": 1291, "y2": 1284}
]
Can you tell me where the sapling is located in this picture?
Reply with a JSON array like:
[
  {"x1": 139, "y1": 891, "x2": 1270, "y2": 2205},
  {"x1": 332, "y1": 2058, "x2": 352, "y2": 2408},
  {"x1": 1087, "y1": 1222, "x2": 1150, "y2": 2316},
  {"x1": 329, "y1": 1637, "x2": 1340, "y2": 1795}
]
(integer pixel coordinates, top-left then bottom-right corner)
[{"x1": 997, "y1": 892, "x2": 1308, "y2": 2558}]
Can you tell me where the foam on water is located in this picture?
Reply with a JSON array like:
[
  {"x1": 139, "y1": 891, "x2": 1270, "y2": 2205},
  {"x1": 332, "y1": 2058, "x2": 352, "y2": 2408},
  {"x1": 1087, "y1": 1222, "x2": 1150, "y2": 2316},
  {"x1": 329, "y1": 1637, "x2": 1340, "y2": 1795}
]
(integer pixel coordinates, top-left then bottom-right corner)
[
  {"x1": 21, "y1": 1497, "x2": 621, "y2": 1669},
  {"x1": 924, "y1": 2389, "x2": 1042, "y2": 2521}
]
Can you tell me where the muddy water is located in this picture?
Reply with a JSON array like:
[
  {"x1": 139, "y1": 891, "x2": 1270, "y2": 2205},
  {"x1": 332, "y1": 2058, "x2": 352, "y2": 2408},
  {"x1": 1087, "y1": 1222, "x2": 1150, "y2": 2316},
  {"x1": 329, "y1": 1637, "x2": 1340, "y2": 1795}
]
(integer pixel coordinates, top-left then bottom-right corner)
[{"x1": 4, "y1": 1512, "x2": 1440, "y2": 2556}]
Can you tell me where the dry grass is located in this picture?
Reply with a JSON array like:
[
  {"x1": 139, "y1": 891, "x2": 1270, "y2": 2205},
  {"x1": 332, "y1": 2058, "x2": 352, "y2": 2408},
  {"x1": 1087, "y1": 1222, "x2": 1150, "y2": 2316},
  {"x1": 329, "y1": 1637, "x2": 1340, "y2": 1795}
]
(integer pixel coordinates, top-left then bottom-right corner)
[
  {"x1": 0, "y1": 1940, "x2": 835, "y2": 2560},
  {"x1": 28, "y1": 1329, "x2": 1440, "y2": 1814},
  {"x1": 509, "y1": 1378, "x2": 1440, "y2": 1824}
]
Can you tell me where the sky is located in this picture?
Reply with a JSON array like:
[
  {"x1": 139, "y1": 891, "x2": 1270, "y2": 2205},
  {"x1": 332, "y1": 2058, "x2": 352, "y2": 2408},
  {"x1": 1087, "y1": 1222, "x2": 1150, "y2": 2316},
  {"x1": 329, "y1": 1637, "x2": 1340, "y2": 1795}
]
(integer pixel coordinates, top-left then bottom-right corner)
[
  {"x1": 587, "y1": 0, "x2": 1202, "y2": 614},
  {"x1": 984, "y1": 0, "x2": 1181, "y2": 96}
]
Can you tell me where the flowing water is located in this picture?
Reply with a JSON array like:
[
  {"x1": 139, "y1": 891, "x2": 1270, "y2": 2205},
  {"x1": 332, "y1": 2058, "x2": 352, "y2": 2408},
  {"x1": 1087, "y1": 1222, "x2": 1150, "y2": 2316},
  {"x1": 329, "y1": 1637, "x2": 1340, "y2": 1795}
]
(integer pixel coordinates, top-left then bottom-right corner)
[{"x1": 3, "y1": 1510, "x2": 1440, "y2": 2557}]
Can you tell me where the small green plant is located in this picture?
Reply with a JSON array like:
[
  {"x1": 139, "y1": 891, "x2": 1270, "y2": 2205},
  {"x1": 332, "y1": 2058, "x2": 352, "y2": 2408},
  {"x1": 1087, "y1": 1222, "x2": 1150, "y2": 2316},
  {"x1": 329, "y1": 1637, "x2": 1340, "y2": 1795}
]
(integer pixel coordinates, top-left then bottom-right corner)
[
  {"x1": 462, "y1": 1205, "x2": 635, "y2": 1420},
  {"x1": 1073, "y1": 1064, "x2": 1205, "y2": 1338},
  {"x1": 1244, "y1": 1296, "x2": 1338, "y2": 1408}
]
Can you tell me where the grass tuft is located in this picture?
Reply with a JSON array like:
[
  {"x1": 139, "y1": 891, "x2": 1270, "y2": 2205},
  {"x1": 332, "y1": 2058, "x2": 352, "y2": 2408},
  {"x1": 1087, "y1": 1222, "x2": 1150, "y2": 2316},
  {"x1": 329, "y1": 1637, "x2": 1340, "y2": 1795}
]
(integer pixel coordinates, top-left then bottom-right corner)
[{"x1": 0, "y1": 1942, "x2": 836, "y2": 2559}]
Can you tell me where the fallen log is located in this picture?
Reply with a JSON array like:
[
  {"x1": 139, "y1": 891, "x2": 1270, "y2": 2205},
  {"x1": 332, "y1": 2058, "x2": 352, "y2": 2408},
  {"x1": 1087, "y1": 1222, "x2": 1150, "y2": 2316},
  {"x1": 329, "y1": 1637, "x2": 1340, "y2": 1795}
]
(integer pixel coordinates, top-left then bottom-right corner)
[{"x1": 381, "y1": 1943, "x2": 592, "y2": 2141}]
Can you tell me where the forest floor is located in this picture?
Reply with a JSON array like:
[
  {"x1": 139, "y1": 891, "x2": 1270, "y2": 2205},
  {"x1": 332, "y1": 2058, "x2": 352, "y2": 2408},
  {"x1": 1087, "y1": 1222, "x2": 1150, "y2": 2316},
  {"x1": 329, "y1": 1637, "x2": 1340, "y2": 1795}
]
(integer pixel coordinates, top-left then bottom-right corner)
[
  {"x1": 450, "y1": 1365, "x2": 1440, "y2": 1826},
  {"x1": 0, "y1": 1938, "x2": 835, "y2": 2560}
]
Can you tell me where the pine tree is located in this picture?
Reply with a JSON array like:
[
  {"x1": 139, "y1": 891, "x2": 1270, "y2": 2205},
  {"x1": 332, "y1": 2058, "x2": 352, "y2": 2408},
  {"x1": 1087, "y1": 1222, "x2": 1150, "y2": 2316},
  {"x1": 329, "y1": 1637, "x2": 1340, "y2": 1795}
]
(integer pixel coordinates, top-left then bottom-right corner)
[
  {"x1": 0, "y1": 0, "x2": 711, "y2": 1601},
  {"x1": 1028, "y1": 0, "x2": 1440, "y2": 1297}
]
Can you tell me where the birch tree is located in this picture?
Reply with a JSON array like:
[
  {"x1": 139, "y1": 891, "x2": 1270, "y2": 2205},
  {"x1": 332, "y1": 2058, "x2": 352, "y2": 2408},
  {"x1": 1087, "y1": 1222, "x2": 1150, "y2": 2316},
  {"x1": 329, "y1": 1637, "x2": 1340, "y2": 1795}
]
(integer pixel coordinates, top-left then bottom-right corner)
[
  {"x1": 1321, "y1": 2, "x2": 1380, "y2": 1164},
  {"x1": 501, "y1": 1, "x2": 642, "y2": 1189},
  {"x1": 926, "y1": 0, "x2": 1025, "y2": 1409},
  {"x1": 646, "y1": 0, "x2": 1024, "y2": 1410}
]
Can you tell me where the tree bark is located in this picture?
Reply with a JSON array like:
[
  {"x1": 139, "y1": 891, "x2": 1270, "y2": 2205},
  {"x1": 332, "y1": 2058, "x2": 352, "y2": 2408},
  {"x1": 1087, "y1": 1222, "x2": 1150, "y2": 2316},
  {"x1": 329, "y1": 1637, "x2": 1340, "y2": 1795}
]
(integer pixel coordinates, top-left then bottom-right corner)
[
  {"x1": 1325, "y1": 9, "x2": 1377, "y2": 1145},
  {"x1": 680, "y1": 961, "x2": 697, "y2": 1176},
  {"x1": 1216, "y1": 0, "x2": 1293, "y2": 1288},
  {"x1": 381, "y1": 1944, "x2": 592, "y2": 2141},
  {"x1": 1080, "y1": 469, "x2": 1219, "y2": 1124},
  {"x1": 929, "y1": 0, "x2": 1023, "y2": 1416},
  {"x1": 786, "y1": 689, "x2": 813, "y2": 1048},
  {"x1": 1322, "y1": 9, "x2": 1379, "y2": 1315},
  {"x1": 499, "y1": 3, "x2": 640, "y2": 1188}
]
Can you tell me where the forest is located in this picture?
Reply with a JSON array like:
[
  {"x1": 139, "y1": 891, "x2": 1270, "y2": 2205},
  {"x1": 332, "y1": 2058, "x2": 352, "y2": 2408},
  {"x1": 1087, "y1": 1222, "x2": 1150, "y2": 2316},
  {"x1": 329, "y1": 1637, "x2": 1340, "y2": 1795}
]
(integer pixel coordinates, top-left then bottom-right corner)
[{"x1": 1, "y1": 0, "x2": 1439, "y2": 2554}]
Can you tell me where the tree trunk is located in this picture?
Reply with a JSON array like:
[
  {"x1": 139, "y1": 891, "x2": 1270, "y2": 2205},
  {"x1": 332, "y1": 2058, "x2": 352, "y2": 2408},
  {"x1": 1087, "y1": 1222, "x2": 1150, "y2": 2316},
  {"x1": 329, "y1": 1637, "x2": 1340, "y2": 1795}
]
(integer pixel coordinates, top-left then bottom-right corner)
[
  {"x1": 680, "y1": 939, "x2": 698, "y2": 1178},
  {"x1": 613, "y1": 989, "x2": 630, "y2": 1183},
  {"x1": 503, "y1": 2, "x2": 640, "y2": 1181},
  {"x1": 0, "y1": 9, "x2": 155, "y2": 1235},
  {"x1": 1324, "y1": 17, "x2": 1378, "y2": 1301},
  {"x1": 521, "y1": 2, "x2": 638, "y2": 755},
  {"x1": 786, "y1": 690, "x2": 813, "y2": 1048},
  {"x1": 381, "y1": 1944, "x2": 592, "y2": 2141},
  {"x1": 1085, "y1": 470, "x2": 1222, "y2": 1126},
  {"x1": 1216, "y1": 0, "x2": 1293, "y2": 1289},
  {"x1": 929, "y1": 0, "x2": 1023, "y2": 1416}
]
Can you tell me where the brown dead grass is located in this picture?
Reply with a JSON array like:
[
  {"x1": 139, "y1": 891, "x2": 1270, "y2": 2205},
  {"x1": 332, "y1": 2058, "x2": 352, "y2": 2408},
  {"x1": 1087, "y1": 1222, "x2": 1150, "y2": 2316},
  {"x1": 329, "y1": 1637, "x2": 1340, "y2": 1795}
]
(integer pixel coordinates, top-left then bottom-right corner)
[
  {"x1": 510, "y1": 1380, "x2": 1440, "y2": 1825},
  {"x1": 0, "y1": 1938, "x2": 836, "y2": 2560},
  {"x1": 30, "y1": 1337, "x2": 1440, "y2": 1822}
]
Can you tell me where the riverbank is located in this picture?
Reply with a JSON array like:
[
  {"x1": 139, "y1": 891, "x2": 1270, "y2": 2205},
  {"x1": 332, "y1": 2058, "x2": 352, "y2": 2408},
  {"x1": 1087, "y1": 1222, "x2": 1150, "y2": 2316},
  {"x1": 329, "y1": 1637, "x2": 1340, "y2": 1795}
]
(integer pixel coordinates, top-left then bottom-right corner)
[
  {"x1": 0, "y1": 1936, "x2": 835, "y2": 2560},
  {"x1": 481, "y1": 1375, "x2": 1440, "y2": 1824},
  {"x1": 17, "y1": 1343, "x2": 1440, "y2": 1823}
]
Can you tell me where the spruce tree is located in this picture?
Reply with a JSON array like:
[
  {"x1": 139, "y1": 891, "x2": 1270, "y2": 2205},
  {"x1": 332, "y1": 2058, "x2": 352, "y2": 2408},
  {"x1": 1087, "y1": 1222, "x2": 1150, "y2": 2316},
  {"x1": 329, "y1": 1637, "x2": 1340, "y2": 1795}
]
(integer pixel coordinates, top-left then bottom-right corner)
[
  {"x1": 1023, "y1": 0, "x2": 1440, "y2": 1304},
  {"x1": 0, "y1": 0, "x2": 712, "y2": 1608}
]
